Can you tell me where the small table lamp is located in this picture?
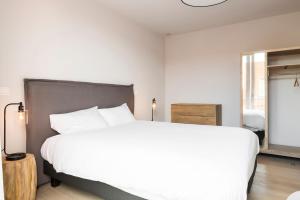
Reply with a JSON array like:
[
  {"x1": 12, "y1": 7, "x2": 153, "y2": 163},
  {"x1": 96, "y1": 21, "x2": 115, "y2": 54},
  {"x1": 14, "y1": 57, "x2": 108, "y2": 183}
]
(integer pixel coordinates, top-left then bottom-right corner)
[
  {"x1": 152, "y1": 98, "x2": 156, "y2": 121},
  {"x1": 3, "y1": 102, "x2": 26, "y2": 161}
]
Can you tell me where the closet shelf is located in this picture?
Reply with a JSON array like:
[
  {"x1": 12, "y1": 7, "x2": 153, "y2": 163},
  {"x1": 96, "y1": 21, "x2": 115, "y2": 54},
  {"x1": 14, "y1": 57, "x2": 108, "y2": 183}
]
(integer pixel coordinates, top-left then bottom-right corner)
[
  {"x1": 268, "y1": 64, "x2": 300, "y2": 78},
  {"x1": 261, "y1": 144, "x2": 300, "y2": 159},
  {"x1": 267, "y1": 63, "x2": 300, "y2": 68}
]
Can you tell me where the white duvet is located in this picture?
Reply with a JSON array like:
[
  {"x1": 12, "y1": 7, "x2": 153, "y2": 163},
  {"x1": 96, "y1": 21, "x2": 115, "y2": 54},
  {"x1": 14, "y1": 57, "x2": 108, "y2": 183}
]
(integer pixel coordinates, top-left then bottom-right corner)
[{"x1": 41, "y1": 121, "x2": 259, "y2": 200}]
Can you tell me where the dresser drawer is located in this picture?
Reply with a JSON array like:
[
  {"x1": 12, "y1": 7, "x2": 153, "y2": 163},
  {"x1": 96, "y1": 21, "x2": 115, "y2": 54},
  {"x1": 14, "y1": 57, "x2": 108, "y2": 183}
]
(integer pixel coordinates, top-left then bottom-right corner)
[
  {"x1": 172, "y1": 115, "x2": 218, "y2": 125},
  {"x1": 171, "y1": 104, "x2": 222, "y2": 126},
  {"x1": 171, "y1": 104, "x2": 217, "y2": 117}
]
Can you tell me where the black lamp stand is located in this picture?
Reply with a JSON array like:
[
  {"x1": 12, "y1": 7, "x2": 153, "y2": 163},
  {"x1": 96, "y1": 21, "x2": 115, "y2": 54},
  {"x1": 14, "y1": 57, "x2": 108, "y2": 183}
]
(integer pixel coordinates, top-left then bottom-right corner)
[
  {"x1": 3, "y1": 102, "x2": 26, "y2": 161},
  {"x1": 152, "y1": 98, "x2": 156, "y2": 121}
]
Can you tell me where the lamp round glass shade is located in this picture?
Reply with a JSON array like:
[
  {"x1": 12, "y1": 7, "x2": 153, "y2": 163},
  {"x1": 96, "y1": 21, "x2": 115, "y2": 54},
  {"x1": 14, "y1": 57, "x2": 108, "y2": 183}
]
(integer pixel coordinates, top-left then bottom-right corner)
[
  {"x1": 18, "y1": 111, "x2": 25, "y2": 120},
  {"x1": 181, "y1": 0, "x2": 228, "y2": 7},
  {"x1": 152, "y1": 103, "x2": 156, "y2": 109},
  {"x1": 152, "y1": 98, "x2": 157, "y2": 109}
]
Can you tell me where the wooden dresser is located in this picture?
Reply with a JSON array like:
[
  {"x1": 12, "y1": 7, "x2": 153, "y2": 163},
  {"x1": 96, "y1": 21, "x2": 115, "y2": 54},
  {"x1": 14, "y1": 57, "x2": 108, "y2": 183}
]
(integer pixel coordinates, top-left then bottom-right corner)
[{"x1": 171, "y1": 104, "x2": 222, "y2": 126}]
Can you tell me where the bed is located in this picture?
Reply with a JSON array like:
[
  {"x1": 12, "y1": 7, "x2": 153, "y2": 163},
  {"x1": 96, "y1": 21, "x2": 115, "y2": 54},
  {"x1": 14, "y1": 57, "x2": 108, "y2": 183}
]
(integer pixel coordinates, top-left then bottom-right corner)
[{"x1": 25, "y1": 79, "x2": 259, "y2": 200}]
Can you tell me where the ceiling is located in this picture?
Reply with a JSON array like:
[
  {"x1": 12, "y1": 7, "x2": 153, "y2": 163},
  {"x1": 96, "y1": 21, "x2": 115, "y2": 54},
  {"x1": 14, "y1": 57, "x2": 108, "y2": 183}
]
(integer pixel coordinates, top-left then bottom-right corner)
[{"x1": 96, "y1": 0, "x2": 300, "y2": 34}]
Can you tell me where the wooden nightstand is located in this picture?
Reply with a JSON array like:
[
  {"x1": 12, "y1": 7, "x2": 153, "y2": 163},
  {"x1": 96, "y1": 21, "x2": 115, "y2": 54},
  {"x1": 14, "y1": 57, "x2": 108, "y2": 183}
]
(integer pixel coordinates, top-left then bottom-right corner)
[{"x1": 2, "y1": 154, "x2": 37, "y2": 200}]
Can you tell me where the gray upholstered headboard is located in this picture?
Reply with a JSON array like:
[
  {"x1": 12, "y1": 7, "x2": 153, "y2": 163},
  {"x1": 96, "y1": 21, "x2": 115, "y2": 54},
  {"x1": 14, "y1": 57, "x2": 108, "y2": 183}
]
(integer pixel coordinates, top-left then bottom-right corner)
[{"x1": 24, "y1": 79, "x2": 134, "y2": 185}]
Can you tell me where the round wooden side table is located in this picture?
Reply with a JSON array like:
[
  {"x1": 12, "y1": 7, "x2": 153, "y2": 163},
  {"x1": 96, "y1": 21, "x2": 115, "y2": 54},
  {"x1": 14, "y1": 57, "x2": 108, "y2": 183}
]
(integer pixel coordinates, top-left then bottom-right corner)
[{"x1": 2, "y1": 153, "x2": 37, "y2": 200}]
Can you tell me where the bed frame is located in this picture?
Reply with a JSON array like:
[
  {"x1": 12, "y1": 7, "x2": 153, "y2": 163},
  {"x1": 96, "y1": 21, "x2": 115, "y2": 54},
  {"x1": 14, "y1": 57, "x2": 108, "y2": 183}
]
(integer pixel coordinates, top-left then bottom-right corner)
[
  {"x1": 25, "y1": 79, "x2": 257, "y2": 200},
  {"x1": 44, "y1": 158, "x2": 257, "y2": 199}
]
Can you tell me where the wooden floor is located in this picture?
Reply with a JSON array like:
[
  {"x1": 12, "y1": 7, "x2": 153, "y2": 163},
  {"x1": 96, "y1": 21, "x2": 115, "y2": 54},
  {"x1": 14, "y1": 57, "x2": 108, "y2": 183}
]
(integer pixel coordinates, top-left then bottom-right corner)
[
  {"x1": 248, "y1": 155, "x2": 300, "y2": 200},
  {"x1": 37, "y1": 155, "x2": 300, "y2": 200}
]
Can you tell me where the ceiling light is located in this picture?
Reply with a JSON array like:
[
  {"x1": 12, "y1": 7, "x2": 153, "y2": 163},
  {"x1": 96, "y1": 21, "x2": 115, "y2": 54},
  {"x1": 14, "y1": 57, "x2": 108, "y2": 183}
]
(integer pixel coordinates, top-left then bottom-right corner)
[{"x1": 181, "y1": 0, "x2": 229, "y2": 7}]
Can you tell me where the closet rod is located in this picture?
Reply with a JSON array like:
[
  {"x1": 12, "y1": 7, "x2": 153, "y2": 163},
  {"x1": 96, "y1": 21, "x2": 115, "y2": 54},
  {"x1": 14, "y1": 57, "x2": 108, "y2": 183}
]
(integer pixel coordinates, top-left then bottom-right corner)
[
  {"x1": 268, "y1": 71, "x2": 300, "y2": 77},
  {"x1": 269, "y1": 75, "x2": 298, "y2": 80},
  {"x1": 269, "y1": 77, "x2": 297, "y2": 80}
]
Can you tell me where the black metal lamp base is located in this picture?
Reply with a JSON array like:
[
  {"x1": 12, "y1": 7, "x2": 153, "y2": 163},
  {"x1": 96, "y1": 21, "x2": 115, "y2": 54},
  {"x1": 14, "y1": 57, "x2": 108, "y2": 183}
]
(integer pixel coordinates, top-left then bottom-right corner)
[{"x1": 5, "y1": 153, "x2": 26, "y2": 161}]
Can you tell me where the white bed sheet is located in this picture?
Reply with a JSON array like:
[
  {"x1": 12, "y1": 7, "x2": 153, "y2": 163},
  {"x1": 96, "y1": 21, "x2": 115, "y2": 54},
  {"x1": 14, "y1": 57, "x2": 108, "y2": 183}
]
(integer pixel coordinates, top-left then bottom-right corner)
[{"x1": 41, "y1": 121, "x2": 259, "y2": 200}]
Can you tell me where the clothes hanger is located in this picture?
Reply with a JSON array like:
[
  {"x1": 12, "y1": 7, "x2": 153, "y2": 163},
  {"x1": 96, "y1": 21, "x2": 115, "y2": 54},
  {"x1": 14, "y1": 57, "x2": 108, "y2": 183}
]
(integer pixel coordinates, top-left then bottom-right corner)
[{"x1": 294, "y1": 74, "x2": 299, "y2": 87}]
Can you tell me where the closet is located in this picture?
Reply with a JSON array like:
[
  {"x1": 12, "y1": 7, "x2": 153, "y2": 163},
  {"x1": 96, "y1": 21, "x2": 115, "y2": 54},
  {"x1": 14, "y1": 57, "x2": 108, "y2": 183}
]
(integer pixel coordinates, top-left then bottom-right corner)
[{"x1": 241, "y1": 47, "x2": 300, "y2": 158}]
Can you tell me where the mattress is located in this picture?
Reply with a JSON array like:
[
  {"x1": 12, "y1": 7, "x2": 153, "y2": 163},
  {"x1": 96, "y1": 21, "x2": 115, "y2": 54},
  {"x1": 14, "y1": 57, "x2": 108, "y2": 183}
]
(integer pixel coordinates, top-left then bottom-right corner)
[{"x1": 41, "y1": 121, "x2": 259, "y2": 200}]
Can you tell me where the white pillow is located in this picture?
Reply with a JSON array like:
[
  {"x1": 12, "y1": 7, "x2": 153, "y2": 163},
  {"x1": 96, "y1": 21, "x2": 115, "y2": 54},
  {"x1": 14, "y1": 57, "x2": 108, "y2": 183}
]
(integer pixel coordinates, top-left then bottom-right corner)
[
  {"x1": 50, "y1": 106, "x2": 108, "y2": 134},
  {"x1": 98, "y1": 103, "x2": 135, "y2": 126}
]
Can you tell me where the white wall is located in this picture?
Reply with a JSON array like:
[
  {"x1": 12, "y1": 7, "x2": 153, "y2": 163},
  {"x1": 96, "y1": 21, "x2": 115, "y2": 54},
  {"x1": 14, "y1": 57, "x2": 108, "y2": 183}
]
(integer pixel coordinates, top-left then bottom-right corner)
[
  {"x1": 2, "y1": 1, "x2": 300, "y2": 153},
  {"x1": 269, "y1": 79, "x2": 300, "y2": 147},
  {"x1": 165, "y1": 12, "x2": 300, "y2": 126},
  {"x1": 0, "y1": 0, "x2": 165, "y2": 153}
]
